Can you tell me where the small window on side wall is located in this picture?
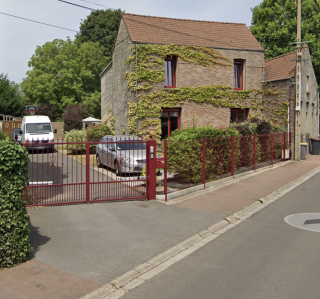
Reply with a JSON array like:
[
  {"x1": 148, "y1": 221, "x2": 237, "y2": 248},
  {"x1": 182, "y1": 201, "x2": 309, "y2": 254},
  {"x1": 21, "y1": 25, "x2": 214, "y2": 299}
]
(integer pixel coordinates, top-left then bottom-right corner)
[
  {"x1": 160, "y1": 108, "x2": 181, "y2": 139},
  {"x1": 234, "y1": 60, "x2": 244, "y2": 90},
  {"x1": 230, "y1": 108, "x2": 248, "y2": 123},
  {"x1": 164, "y1": 56, "x2": 176, "y2": 88}
]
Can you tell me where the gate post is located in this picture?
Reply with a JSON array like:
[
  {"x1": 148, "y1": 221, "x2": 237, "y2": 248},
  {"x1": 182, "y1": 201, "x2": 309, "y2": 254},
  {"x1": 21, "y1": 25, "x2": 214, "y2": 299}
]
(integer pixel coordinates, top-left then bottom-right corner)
[
  {"x1": 147, "y1": 138, "x2": 157, "y2": 200},
  {"x1": 86, "y1": 139, "x2": 90, "y2": 202}
]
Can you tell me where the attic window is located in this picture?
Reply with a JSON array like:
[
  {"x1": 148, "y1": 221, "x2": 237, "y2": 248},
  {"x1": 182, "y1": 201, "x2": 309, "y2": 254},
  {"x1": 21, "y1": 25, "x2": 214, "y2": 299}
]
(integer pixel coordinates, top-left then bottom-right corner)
[
  {"x1": 234, "y1": 60, "x2": 244, "y2": 90},
  {"x1": 164, "y1": 56, "x2": 176, "y2": 88}
]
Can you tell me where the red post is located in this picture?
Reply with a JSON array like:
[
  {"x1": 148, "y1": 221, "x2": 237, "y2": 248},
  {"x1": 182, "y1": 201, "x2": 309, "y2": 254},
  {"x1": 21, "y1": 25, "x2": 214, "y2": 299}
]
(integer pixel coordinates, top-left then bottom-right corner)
[
  {"x1": 253, "y1": 135, "x2": 256, "y2": 171},
  {"x1": 271, "y1": 134, "x2": 274, "y2": 166},
  {"x1": 283, "y1": 132, "x2": 286, "y2": 161},
  {"x1": 147, "y1": 139, "x2": 157, "y2": 200},
  {"x1": 231, "y1": 136, "x2": 234, "y2": 178},
  {"x1": 203, "y1": 138, "x2": 206, "y2": 189},
  {"x1": 289, "y1": 132, "x2": 292, "y2": 159},
  {"x1": 164, "y1": 140, "x2": 167, "y2": 202},
  {"x1": 86, "y1": 139, "x2": 90, "y2": 202}
]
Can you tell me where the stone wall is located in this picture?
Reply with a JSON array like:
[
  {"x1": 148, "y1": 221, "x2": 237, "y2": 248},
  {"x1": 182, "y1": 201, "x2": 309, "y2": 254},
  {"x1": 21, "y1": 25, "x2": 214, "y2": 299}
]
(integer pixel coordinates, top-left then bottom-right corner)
[
  {"x1": 300, "y1": 48, "x2": 319, "y2": 142},
  {"x1": 109, "y1": 19, "x2": 134, "y2": 135},
  {"x1": 101, "y1": 63, "x2": 113, "y2": 126}
]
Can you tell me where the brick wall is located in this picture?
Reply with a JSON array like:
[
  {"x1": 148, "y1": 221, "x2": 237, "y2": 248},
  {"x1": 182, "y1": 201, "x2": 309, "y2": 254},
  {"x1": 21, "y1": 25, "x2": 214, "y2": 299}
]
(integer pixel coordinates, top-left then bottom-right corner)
[
  {"x1": 1, "y1": 121, "x2": 22, "y2": 136},
  {"x1": 100, "y1": 25, "x2": 266, "y2": 137},
  {"x1": 177, "y1": 49, "x2": 264, "y2": 90}
]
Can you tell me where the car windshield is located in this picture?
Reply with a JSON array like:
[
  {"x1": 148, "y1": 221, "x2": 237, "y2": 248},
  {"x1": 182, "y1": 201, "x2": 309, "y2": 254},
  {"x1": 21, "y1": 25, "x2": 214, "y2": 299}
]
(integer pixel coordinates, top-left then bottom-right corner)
[
  {"x1": 13, "y1": 129, "x2": 21, "y2": 134},
  {"x1": 116, "y1": 141, "x2": 146, "y2": 151},
  {"x1": 26, "y1": 123, "x2": 52, "y2": 133}
]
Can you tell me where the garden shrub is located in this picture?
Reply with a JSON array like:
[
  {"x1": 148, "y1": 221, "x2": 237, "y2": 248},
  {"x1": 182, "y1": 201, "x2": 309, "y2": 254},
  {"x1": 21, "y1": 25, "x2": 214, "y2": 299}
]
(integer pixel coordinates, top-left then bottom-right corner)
[
  {"x1": 0, "y1": 131, "x2": 8, "y2": 140},
  {"x1": 167, "y1": 127, "x2": 240, "y2": 183},
  {"x1": 86, "y1": 124, "x2": 112, "y2": 142},
  {"x1": 0, "y1": 140, "x2": 32, "y2": 268},
  {"x1": 64, "y1": 129, "x2": 87, "y2": 153}
]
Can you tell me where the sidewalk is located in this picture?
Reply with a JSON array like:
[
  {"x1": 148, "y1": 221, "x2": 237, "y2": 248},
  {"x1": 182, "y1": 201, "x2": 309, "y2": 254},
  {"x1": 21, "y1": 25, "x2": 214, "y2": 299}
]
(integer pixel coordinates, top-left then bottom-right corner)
[{"x1": 1, "y1": 155, "x2": 320, "y2": 299}]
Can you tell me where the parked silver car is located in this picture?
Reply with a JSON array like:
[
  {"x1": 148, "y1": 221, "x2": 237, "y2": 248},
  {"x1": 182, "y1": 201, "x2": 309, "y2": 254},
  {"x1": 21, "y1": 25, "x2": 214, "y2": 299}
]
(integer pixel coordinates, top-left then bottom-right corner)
[{"x1": 96, "y1": 135, "x2": 146, "y2": 175}]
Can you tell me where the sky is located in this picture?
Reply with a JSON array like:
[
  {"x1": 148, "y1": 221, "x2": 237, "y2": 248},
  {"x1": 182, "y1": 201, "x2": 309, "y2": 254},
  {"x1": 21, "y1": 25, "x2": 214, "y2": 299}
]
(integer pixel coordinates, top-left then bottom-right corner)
[{"x1": 0, "y1": 0, "x2": 263, "y2": 84}]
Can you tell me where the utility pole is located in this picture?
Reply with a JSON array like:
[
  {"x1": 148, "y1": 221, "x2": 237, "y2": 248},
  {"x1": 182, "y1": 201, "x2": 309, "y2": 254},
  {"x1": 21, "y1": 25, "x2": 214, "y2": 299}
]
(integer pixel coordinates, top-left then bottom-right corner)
[{"x1": 294, "y1": 0, "x2": 302, "y2": 160}]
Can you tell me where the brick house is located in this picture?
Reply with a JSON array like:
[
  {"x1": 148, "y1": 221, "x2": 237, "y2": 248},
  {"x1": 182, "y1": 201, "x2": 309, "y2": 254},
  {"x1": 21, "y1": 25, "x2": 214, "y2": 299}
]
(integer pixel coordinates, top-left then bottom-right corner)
[
  {"x1": 101, "y1": 13, "x2": 284, "y2": 140},
  {"x1": 264, "y1": 47, "x2": 319, "y2": 152}
]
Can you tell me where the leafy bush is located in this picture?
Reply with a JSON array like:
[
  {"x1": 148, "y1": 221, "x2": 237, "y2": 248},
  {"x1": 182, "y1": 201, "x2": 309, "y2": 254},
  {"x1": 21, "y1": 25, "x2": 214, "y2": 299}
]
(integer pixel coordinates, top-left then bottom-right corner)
[
  {"x1": 0, "y1": 131, "x2": 8, "y2": 140},
  {"x1": 86, "y1": 124, "x2": 112, "y2": 142},
  {"x1": 62, "y1": 104, "x2": 91, "y2": 131},
  {"x1": 0, "y1": 140, "x2": 32, "y2": 268},
  {"x1": 170, "y1": 126, "x2": 240, "y2": 140},
  {"x1": 167, "y1": 127, "x2": 240, "y2": 183},
  {"x1": 64, "y1": 129, "x2": 87, "y2": 153},
  {"x1": 230, "y1": 118, "x2": 282, "y2": 136}
]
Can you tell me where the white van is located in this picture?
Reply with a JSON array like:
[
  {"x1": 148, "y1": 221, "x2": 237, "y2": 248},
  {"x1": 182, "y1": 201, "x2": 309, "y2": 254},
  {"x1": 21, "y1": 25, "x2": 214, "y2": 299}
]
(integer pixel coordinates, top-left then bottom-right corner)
[{"x1": 21, "y1": 115, "x2": 56, "y2": 152}]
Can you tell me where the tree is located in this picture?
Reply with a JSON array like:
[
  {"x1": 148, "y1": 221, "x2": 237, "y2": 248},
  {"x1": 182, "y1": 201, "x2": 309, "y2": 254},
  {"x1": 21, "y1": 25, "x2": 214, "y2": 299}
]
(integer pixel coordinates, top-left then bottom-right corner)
[
  {"x1": 62, "y1": 103, "x2": 91, "y2": 131},
  {"x1": 21, "y1": 39, "x2": 108, "y2": 118},
  {"x1": 35, "y1": 103, "x2": 58, "y2": 121},
  {"x1": 250, "y1": 0, "x2": 320, "y2": 84},
  {"x1": 75, "y1": 9, "x2": 122, "y2": 60},
  {"x1": 0, "y1": 74, "x2": 26, "y2": 117}
]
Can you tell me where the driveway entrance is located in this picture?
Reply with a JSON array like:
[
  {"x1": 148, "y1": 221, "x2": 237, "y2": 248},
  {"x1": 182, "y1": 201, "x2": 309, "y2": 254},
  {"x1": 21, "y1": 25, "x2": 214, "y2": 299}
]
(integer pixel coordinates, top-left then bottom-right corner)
[{"x1": 24, "y1": 139, "x2": 149, "y2": 206}]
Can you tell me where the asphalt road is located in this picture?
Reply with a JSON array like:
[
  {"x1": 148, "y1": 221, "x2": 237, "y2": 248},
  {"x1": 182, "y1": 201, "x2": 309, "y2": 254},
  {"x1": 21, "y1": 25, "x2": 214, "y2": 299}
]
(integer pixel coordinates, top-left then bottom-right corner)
[{"x1": 122, "y1": 171, "x2": 320, "y2": 299}]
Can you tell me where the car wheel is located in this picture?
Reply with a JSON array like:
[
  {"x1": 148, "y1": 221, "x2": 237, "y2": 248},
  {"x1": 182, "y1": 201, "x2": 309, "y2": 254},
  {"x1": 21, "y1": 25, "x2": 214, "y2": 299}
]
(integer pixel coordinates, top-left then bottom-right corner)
[
  {"x1": 96, "y1": 155, "x2": 102, "y2": 168},
  {"x1": 114, "y1": 161, "x2": 121, "y2": 176}
]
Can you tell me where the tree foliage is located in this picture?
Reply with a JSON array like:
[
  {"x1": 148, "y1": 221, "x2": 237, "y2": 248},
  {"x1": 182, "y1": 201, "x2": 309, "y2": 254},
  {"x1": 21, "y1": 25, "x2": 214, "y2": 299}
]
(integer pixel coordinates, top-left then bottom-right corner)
[
  {"x1": 35, "y1": 103, "x2": 58, "y2": 121},
  {"x1": 250, "y1": 0, "x2": 320, "y2": 83},
  {"x1": 62, "y1": 103, "x2": 91, "y2": 131},
  {"x1": 21, "y1": 39, "x2": 108, "y2": 118},
  {"x1": 0, "y1": 74, "x2": 26, "y2": 117},
  {"x1": 75, "y1": 9, "x2": 122, "y2": 60}
]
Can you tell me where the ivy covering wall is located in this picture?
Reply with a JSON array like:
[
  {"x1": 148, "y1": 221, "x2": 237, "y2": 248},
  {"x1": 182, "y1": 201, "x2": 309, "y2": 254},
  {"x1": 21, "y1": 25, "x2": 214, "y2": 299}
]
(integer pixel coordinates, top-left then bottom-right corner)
[{"x1": 123, "y1": 44, "x2": 287, "y2": 140}]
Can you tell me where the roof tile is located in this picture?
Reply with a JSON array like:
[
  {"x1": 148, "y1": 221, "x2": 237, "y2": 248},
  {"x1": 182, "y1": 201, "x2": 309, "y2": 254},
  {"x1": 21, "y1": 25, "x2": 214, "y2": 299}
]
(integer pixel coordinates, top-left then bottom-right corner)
[
  {"x1": 265, "y1": 51, "x2": 297, "y2": 82},
  {"x1": 122, "y1": 13, "x2": 264, "y2": 51}
]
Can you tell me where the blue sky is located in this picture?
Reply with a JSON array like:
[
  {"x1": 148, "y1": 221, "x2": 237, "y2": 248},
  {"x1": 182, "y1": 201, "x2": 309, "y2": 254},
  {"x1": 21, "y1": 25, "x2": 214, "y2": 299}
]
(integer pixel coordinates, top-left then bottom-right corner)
[{"x1": 0, "y1": 0, "x2": 263, "y2": 84}]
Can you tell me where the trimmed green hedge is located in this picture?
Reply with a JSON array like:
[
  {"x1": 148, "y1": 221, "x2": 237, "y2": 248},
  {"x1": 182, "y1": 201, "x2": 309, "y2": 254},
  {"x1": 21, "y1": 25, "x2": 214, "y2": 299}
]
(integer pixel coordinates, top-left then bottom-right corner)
[
  {"x1": 0, "y1": 140, "x2": 32, "y2": 268},
  {"x1": 167, "y1": 127, "x2": 241, "y2": 183}
]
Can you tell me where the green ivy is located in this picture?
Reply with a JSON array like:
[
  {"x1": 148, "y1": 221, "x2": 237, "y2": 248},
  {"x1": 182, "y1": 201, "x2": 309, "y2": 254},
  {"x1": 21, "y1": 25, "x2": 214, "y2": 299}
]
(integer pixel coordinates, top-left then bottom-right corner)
[
  {"x1": 124, "y1": 44, "x2": 287, "y2": 140},
  {"x1": 0, "y1": 140, "x2": 32, "y2": 268}
]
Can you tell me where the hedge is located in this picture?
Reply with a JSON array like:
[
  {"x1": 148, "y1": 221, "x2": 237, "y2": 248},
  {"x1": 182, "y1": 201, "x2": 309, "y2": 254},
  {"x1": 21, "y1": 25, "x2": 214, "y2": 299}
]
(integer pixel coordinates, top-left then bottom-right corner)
[
  {"x1": 0, "y1": 140, "x2": 32, "y2": 268},
  {"x1": 64, "y1": 124, "x2": 112, "y2": 154},
  {"x1": 167, "y1": 127, "x2": 241, "y2": 183}
]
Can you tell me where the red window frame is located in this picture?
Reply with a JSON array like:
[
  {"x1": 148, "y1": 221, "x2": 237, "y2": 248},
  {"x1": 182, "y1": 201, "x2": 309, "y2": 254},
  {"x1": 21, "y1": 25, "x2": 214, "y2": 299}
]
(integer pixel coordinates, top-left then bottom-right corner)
[
  {"x1": 234, "y1": 60, "x2": 243, "y2": 90},
  {"x1": 230, "y1": 108, "x2": 248, "y2": 123},
  {"x1": 164, "y1": 56, "x2": 177, "y2": 88},
  {"x1": 161, "y1": 108, "x2": 181, "y2": 139}
]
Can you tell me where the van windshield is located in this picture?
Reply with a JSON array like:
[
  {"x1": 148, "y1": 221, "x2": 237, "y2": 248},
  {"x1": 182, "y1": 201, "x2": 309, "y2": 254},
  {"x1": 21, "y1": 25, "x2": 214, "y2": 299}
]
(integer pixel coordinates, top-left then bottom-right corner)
[{"x1": 26, "y1": 123, "x2": 52, "y2": 133}]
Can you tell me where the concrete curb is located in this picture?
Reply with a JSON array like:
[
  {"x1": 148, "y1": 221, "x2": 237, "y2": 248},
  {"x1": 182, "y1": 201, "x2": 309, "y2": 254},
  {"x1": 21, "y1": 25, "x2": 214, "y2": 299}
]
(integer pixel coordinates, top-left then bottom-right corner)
[{"x1": 81, "y1": 163, "x2": 320, "y2": 299}]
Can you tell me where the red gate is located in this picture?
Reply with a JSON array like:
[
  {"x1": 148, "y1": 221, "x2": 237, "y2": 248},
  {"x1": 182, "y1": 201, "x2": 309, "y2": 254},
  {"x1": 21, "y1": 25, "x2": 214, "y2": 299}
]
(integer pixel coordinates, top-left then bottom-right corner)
[{"x1": 24, "y1": 138, "x2": 150, "y2": 207}]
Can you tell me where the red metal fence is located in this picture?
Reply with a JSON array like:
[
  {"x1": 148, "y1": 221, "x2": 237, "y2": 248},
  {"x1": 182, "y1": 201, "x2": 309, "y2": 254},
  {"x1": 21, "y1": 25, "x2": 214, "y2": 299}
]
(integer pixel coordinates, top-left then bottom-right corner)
[
  {"x1": 23, "y1": 132, "x2": 291, "y2": 206},
  {"x1": 24, "y1": 139, "x2": 148, "y2": 207},
  {"x1": 155, "y1": 132, "x2": 291, "y2": 201}
]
